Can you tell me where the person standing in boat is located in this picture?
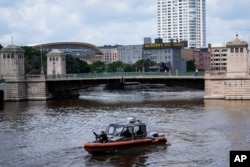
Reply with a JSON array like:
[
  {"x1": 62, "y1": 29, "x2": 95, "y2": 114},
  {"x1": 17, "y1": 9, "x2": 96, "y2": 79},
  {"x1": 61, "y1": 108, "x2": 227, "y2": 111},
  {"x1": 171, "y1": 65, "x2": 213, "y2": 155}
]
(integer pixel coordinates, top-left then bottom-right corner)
[{"x1": 99, "y1": 131, "x2": 108, "y2": 143}]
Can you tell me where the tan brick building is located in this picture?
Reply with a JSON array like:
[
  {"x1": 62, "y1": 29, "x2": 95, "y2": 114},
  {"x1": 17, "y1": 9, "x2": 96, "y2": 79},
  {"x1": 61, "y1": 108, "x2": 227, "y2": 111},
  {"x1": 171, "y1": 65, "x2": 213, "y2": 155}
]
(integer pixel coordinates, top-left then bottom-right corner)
[{"x1": 209, "y1": 45, "x2": 227, "y2": 71}]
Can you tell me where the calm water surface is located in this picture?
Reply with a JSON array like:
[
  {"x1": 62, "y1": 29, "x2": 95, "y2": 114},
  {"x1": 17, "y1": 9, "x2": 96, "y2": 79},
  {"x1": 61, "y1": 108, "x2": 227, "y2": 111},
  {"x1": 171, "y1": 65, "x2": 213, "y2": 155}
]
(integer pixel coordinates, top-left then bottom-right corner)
[{"x1": 0, "y1": 89, "x2": 250, "y2": 167}]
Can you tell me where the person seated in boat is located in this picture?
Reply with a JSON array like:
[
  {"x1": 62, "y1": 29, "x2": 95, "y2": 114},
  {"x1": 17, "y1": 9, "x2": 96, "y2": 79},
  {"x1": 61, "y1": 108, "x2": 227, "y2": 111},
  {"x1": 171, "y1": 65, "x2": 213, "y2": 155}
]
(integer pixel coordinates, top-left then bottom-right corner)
[
  {"x1": 136, "y1": 129, "x2": 143, "y2": 136},
  {"x1": 121, "y1": 128, "x2": 132, "y2": 138},
  {"x1": 99, "y1": 131, "x2": 108, "y2": 143}
]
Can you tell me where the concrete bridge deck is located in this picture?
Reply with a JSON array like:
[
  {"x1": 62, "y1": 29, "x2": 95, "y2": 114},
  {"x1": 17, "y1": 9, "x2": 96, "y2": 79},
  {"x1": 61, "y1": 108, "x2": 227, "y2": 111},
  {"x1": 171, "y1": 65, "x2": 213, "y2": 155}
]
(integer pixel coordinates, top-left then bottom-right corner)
[
  {"x1": 46, "y1": 72, "x2": 204, "y2": 81},
  {"x1": 45, "y1": 72, "x2": 204, "y2": 98}
]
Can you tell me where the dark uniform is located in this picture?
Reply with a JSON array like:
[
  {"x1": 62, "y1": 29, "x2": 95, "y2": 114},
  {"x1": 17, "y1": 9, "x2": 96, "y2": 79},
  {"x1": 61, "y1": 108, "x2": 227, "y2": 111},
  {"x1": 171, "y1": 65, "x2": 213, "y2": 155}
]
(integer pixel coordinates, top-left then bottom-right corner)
[{"x1": 99, "y1": 131, "x2": 108, "y2": 143}]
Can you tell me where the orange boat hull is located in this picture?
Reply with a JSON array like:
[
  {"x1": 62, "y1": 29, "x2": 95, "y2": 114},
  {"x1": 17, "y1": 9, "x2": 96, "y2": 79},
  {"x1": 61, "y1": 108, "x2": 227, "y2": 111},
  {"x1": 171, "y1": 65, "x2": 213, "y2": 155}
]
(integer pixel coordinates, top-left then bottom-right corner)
[{"x1": 84, "y1": 136, "x2": 167, "y2": 155}]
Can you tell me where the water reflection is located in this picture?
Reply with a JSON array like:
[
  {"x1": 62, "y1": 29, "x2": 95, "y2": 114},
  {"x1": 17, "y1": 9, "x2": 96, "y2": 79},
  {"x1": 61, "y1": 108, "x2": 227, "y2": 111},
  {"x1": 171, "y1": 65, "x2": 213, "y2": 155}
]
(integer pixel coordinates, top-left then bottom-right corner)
[
  {"x1": 85, "y1": 144, "x2": 167, "y2": 167},
  {"x1": 0, "y1": 90, "x2": 250, "y2": 167},
  {"x1": 204, "y1": 100, "x2": 250, "y2": 151},
  {"x1": 79, "y1": 89, "x2": 204, "y2": 104},
  {"x1": 0, "y1": 101, "x2": 48, "y2": 121}
]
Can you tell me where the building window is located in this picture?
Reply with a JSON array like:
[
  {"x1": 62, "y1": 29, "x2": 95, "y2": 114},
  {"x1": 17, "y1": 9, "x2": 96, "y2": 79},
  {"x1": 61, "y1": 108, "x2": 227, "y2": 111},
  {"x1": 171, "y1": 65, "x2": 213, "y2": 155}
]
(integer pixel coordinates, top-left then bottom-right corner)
[
  {"x1": 231, "y1": 48, "x2": 234, "y2": 53},
  {"x1": 240, "y1": 48, "x2": 243, "y2": 53},
  {"x1": 235, "y1": 48, "x2": 238, "y2": 53}
]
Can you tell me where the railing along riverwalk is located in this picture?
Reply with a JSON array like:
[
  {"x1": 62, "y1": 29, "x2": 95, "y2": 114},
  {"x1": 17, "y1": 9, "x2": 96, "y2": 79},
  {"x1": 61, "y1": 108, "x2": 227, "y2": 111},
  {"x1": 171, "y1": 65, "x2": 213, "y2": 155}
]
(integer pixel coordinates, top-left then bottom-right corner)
[{"x1": 46, "y1": 72, "x2": 204, "y2": 81}]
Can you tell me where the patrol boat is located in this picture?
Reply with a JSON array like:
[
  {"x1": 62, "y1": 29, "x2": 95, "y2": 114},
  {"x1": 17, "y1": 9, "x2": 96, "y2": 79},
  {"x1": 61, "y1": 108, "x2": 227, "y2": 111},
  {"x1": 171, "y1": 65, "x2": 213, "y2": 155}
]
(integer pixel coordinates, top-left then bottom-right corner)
[{"x1": 84, "y1": 117, "x2": 167, "y2": 155}]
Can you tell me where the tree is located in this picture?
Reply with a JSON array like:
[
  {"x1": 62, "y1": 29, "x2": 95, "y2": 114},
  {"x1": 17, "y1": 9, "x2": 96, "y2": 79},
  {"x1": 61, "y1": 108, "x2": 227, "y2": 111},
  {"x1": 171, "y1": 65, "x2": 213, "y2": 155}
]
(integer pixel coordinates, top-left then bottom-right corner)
[
  {"x1": 66, "y1": 54, "x2": 90, "y2": 73},
  {"x1": 90, "y1": 61, "x2": 106, "y2": 72},
  {"x1": 134, "y1": 59, "x2": 153, "y2": 72},
  {"x1": 107, "y1": 61, "x2": 124, "y2": 72},
  {"x1": 22, "y1": 47, "x2": 90, "y2": 74},
  {"x1": 77, "y1": 59, "x2": 90, "y2": 73},
  {"x1": 123, "y1": 64, "x2": 134, "y2": 72},
  {"x1": 21, "y1": 46, "x2": 47, "y2": 74},
  {"x1": 66, "y1": 54, "x2": 78, "y2": 73},
  {"x1": 186, "y1": 60, "x2": 196, "y2": 72},
  {"x1": 0, "y1": 44, "x2": 3, "y2": 50}
]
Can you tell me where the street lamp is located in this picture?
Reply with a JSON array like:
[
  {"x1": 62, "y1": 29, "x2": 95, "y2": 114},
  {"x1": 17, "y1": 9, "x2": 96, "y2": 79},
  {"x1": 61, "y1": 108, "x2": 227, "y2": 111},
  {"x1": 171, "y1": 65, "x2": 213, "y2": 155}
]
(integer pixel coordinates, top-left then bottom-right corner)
[{"x1": 40, "y1": 42, "x2": 44, "y2": 75}]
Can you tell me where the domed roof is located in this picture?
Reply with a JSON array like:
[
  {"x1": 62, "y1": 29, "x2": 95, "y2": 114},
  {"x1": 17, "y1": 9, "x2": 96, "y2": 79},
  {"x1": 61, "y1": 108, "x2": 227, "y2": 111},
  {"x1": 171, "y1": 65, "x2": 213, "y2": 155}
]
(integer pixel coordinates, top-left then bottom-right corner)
[
  {"x1": 50, "y1": 49, "x2": 62, "y2": 54},
  {"x1": 0, "y1": 44, "x2": 24, "y2": 52},
  {"x1": 47, "y1": 49, "x2": 65, "y2": 56},
  {"x1": 226, "y1": 34, "x2": 248, "y2": 47}
]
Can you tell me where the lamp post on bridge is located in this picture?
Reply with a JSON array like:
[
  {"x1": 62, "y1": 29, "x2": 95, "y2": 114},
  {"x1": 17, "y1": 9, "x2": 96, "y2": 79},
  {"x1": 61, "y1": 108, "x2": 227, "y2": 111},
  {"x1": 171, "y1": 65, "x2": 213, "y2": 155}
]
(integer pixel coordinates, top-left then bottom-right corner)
[{"x1": 40, "y1": 42, "x2": 44, "y2": 75}]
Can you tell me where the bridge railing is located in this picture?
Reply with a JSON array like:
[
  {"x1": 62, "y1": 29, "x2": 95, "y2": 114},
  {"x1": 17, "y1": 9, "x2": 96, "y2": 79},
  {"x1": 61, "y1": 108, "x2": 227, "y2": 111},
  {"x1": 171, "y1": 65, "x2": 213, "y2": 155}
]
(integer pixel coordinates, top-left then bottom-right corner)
[
  {"x1": 205, "y1": 71, "x2": 226, "y2": 77},
  {"x1": 46, "y1": 72, "x2": 204, "y2": 80}
]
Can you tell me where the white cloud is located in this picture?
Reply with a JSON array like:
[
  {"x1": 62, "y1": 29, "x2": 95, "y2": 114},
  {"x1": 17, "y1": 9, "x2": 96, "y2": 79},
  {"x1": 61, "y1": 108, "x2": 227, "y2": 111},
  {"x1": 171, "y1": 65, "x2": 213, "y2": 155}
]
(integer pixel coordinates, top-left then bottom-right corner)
[
  {"x1": 0, "y1": 0, "x2": 156, "y2": 46},
  {"x1": 206, "y1": 0, "x2": 250, "y2": 44},
  {"x1": 0, "y1": 0, "x2": 249, "y2": 47}
]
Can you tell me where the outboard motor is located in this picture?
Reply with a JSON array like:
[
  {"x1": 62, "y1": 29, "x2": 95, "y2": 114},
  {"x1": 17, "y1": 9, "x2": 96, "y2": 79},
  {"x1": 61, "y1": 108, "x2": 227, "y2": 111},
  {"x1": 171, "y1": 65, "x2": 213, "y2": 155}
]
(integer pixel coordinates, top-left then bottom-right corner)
[{"x1": 148, "y1": 131, "x2": 159, "y2": 138}]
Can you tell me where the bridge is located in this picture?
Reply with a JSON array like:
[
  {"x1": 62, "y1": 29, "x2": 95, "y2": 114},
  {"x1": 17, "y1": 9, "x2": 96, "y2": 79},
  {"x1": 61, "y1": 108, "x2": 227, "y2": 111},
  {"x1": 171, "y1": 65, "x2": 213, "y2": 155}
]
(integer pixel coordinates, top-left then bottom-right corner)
[
  {"x1": 45, "y1": 72, "x2": 204, "y2": 98},
  {"x1": 1, "y1": 72, "x2": 204, "y2": 101}
]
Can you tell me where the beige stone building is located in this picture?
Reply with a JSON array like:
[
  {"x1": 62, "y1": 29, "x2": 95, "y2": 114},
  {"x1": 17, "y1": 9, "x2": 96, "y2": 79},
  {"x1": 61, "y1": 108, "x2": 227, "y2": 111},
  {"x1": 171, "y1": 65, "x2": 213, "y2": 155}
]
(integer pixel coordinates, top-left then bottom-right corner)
[
  {"x1": 205, "y1": 35, "x2": 250, "y2": 99},
  {"x1": 99, "y1": 46, "x2": 121, "y2": 64},
  {"x1": 0, "y1": 45, "x2": 27, "y2": 101},
  {"x1": 0, "y1": 45, "x2": 49, "y2": 101},
  {"x1": 226, "y1": 35, "x2": 249, "y2": 77},
  {"x1": 0, "y1": 45, "x2": 25, "y2": 80},
  {"x1": 47, "y1": 49, "x2": 66, "y2": 75}
]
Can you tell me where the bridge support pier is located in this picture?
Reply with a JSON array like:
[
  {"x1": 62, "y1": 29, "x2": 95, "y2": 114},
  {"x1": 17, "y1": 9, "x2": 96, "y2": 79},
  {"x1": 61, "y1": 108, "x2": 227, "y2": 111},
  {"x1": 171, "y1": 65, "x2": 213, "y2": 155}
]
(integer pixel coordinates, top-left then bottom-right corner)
[
  {"x1": 204, "y1": 72, "x2": 250, "y2": 100},
  {"x1": 3, "y1": 75, "x2": 50, "y2": 101},
  {"x1": 26, "y1": 74, "x2": 50, "y2": 101}
]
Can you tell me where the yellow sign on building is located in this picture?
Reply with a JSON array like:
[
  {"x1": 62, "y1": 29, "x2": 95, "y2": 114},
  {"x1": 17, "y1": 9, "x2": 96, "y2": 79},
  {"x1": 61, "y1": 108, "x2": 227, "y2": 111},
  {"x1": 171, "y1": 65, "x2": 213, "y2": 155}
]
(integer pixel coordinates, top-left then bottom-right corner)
[{"x1": 143, "y1": 43, "x2": 182, "y2": 49}]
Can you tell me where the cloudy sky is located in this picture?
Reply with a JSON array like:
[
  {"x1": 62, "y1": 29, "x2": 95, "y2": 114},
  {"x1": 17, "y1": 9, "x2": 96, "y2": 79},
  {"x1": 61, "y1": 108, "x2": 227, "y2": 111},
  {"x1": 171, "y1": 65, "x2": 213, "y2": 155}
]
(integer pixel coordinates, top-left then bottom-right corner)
[{"x1": 0, "y1": 0, "x2": 249, "y2": 47}]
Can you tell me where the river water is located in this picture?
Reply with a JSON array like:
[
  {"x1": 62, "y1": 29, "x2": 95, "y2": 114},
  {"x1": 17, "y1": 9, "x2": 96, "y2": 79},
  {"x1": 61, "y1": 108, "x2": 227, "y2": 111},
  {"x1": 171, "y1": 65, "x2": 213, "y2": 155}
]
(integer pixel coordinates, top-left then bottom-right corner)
[{"x1": 0, "y1": 88, "x2": 250, "y2": 167}]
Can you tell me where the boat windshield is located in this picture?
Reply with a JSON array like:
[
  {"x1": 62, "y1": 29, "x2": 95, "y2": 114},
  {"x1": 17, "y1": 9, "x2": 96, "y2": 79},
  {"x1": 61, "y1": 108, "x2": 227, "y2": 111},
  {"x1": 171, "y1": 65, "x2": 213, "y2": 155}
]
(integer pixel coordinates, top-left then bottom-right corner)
[{"x1": 105, "y1": 124, "x2": 124, "y2": 136}]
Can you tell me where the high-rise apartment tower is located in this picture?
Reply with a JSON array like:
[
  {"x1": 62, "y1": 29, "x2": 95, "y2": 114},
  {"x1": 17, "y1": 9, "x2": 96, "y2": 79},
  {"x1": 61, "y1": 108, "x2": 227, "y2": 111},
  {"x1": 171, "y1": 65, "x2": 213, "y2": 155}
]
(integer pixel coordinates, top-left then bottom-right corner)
[{"x1": 157, "y1": 0, "x2": 206, "y2": 48}]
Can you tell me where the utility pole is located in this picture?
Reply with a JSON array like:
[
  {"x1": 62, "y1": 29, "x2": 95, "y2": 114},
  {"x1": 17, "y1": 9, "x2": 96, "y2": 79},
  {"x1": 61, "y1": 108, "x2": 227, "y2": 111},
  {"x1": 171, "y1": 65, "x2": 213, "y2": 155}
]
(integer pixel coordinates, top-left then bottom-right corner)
[{"x1": 40, "y1": 41, "x2": 44, "y2": 75}]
